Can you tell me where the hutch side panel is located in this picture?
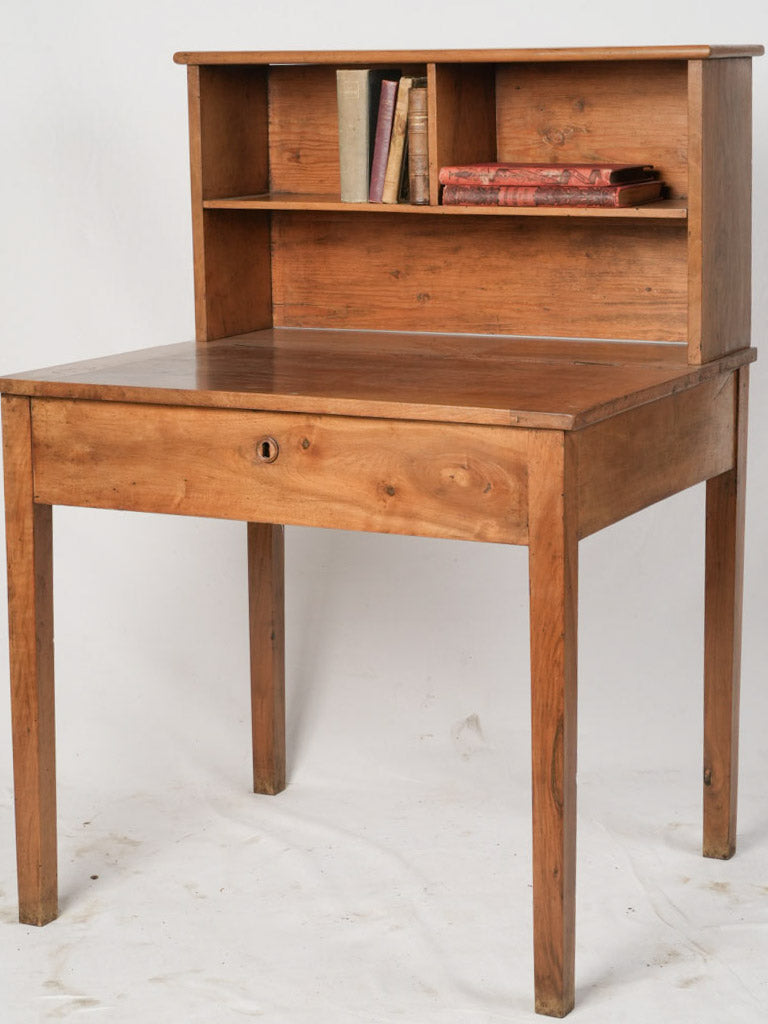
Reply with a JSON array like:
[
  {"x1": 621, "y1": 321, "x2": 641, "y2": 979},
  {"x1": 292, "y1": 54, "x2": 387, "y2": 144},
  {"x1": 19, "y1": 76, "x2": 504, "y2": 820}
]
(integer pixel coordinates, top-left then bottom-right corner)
[
  {"x1": 196, "y1": 66, "x2": 269, "y2": 198},
  {"x1": 687, "y1": 58, "x2": 752, "y2": 363},
  {"x1": 198, "y1": 211, "x2": 273, "y2": 339},
  {"x1": 189, "y1": 66, "x2": 272, "y2": 339}
]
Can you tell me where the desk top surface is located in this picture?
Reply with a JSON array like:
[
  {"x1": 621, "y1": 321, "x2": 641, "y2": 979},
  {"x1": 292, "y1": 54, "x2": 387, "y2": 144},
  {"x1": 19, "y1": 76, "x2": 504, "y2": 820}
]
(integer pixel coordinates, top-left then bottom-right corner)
[{"x1": 0, "y1": 329, "x2": 755, "y2": 430}]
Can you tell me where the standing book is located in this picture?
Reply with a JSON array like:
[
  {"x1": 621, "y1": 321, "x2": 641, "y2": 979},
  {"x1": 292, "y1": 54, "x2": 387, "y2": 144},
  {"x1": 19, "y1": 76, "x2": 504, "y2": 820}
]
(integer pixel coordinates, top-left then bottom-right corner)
[
  {"x1": 369, "y1": 78, "x2": 399, "y2": 202},
  {"x1": 337, "y1": 69, "x2": 398, "y2": 203},
  {"x1": 407, "y1": 86, "x2": 429, "y2": 205},
  {"x1": 381, "y1": 77, "x2": 414, "y2": 204}
]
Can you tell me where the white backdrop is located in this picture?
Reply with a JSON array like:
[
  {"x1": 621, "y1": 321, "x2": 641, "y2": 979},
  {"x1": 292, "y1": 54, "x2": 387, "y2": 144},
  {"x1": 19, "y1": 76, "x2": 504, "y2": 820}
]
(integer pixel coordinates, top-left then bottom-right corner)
[{"x1": 1, "y1": 3, "x2": 767, "y2": 1022}]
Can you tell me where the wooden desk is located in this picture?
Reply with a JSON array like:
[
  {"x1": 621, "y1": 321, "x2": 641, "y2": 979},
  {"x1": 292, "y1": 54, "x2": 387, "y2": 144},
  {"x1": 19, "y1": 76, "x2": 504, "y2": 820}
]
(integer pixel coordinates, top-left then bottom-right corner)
[{"x1": 1, "y1": 45, "x2": 761, "y2": 1018}]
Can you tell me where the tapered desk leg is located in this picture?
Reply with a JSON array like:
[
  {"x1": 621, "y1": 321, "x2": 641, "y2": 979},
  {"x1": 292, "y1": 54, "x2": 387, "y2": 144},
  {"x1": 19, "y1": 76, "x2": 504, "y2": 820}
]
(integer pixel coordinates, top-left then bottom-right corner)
[
  {"x1": 248, "y1": 522, "x2": 286, "y2": 795},
  {"x1": 528, "y1": 431, "x2": 578, "y2": 1018},
  {"x1": 1, "y1": 395, "x2": 57, "y2": 925},
  {"x1": 703, "y1": 367, "x2": 748, "y2": 860}
]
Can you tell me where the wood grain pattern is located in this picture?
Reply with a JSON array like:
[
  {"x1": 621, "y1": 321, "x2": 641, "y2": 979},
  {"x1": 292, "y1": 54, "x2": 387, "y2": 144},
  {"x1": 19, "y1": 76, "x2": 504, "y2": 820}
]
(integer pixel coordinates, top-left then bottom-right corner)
[
  {"x1": 30, "y1": 399, "x2": 530, "y2": 545},
  {"x1": 202, "y1": 193, "x2": 688, "y2": 219},
  {"x1": 703, "y1": 367, "x2": 748, "y2": 858},
  {"x1": 196, "y1": 211, "x2": 273, "y2": 340},
  {"x1": 687, "y1": 59, "x2": 752, "y2": 363},
  {"x1": 271, "y1": 212, "x2": 688, "y2": 341},
  {"x1": 432, "y1": 63, "x2": 496, "y2": 204},
  {"x1": 576, "y1": 373, "x2": 737, "y2": 537},
  {"x1": 528, "y1": 430, "x2": 578, "y2": 1018},
  {"x1": 186, "y1": 66, "x2": 272, "y2": 340},
  {"x1": 186, "y1": 66, "x2": 207, "y2": 336},
  {"x1": 248, "y1": 522, "x2": 286, "y2": 795},
  {"x1": 0, "y1": 330, "x2": 753, "y2": 430},
  {"x1": 173, "y1": 46, "x2": 764, "y2": 66},
  {"x1": 1, "y1": 395, "x2": 57, "y2": 926},
  {"x1": 197, "y1": 66, "x2": 269, "y2": 200},
  {"x1": 268, "y1": 65, "x2": 341, "y2": 195},
  {"x1": 496, "y1": 61, "x2": 689, "y2": 199}
]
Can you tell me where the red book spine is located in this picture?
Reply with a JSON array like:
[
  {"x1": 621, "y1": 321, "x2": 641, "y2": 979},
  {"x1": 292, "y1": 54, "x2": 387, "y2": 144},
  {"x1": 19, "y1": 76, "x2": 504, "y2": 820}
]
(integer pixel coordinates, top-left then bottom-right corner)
[
  {"x1": 438, "y1": 163, "x2": 656, "y2": 187},
  {"x1": 441, "y1": 183, "x2": 660, "y2": 208},
  {"x1": 369, "y1": 80, "x2": 399, "y2": 203}
]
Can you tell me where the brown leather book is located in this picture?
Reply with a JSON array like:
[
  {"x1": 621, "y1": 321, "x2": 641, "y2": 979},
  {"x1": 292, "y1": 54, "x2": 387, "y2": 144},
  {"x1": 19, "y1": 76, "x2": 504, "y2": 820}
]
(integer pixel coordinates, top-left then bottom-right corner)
[
  {"x1": 441, "y1": 181, "x2": 663, "y2": 207},
  {"x1": 369, "y1": 79, "x2": 399, "y2": 202},
  {"x1": 382, "y1": 77, "x2": 414, "y2": 204},
  {"x1": 407, "y1": 87, "x2": 429, "y2": 205},
  {"x1": 438, "y1": 162, "x2": 660, "y2": 187}
]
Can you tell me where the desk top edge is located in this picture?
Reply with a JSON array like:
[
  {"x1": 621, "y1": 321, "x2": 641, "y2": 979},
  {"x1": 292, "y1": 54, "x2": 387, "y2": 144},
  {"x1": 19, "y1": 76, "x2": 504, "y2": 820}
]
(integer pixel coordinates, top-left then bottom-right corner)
[
  {"x1": 172, "y1": 45, "x2": 764, "y2": 65},
  {"x1": 0, "y1": 331, "x2": 756, "y2": 431}
]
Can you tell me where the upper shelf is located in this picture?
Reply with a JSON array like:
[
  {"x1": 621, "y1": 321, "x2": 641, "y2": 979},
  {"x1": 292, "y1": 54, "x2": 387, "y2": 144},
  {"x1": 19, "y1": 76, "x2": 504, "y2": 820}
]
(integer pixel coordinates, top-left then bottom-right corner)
[
  {"x1": 174, "y1": 45, "x2": 764, "y2": 65},
  {"x1": 202, "y1": 193, "x2": 688, "y2": 220}
]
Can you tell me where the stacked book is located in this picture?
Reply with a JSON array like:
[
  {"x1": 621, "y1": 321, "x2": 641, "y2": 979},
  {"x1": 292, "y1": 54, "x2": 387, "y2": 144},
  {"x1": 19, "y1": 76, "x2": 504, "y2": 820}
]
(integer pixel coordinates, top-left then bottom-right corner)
[
  {"x1": 438, "y1": 163, "x2": 664, "y2": 208},
  {"x1": 337, "y1": 70, "x2": 429, "y2": 205}
]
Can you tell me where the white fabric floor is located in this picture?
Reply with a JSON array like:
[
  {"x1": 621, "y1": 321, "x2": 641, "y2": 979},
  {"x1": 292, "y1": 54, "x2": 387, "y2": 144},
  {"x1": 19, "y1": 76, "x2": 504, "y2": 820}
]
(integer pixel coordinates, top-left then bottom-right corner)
[{"x1": 1, "y1": 510, "x2": 767, "y2": 1023}]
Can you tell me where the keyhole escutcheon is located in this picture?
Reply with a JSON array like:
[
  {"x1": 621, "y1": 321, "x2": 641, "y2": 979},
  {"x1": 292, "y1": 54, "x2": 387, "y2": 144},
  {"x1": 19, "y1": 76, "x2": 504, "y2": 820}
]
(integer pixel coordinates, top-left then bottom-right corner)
[{"x1": 255, "y1": 436, "x2": 279, "y2": 464}]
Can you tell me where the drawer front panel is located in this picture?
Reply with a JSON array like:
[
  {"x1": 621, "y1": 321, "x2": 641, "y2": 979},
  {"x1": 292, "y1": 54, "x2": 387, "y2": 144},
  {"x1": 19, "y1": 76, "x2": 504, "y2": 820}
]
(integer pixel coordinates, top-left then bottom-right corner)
[{"x1": 31, "y1": 399, "x2": 529, "y2": 544}]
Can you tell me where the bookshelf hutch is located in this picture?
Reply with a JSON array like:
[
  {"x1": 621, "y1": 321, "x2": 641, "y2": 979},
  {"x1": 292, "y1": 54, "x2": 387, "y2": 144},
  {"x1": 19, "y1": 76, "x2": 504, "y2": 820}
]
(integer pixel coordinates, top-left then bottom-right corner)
[{"x1": 1, "y1": 44, "x2": 762, "y2": 1017}]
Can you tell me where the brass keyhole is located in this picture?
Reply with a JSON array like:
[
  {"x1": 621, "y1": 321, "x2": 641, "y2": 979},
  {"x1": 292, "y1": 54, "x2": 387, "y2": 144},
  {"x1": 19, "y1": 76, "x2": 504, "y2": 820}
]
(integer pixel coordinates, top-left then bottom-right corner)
[{"x1": 256, "y1": 436, "x2": 279, "y2": 463}]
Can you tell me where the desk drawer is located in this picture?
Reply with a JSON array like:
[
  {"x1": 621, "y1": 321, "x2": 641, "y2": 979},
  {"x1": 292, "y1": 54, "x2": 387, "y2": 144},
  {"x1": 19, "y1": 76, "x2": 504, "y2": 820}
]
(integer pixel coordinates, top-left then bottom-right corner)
[{"x1": 31, "y1": 399, "x2": 529, "y2": 544}]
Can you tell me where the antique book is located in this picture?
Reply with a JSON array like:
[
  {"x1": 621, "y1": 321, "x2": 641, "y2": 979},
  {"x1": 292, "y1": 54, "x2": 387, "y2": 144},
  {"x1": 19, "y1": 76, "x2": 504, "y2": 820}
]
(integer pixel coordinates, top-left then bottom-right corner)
[
  {"x1": 441, "y1": 181, "x2": 663, "y2": 207},
  {"x1": 369, "y1": 78, "x2": 399, "y2": 202},
  {"x1": 337, "y1": 69, "x2": 398, "y2": 202},
  {"x1": 337, "y1": 69, "x2": 372, "y2": 202},
  {"x1": 381, "y1": 76, "x2": 414, "y2": 204},
  {"x1": 438, "y1": 162, "x2": 660, "y2": 188},
  {"x1": 407, "y1": 86, "x2": 429, "y2": 205}
]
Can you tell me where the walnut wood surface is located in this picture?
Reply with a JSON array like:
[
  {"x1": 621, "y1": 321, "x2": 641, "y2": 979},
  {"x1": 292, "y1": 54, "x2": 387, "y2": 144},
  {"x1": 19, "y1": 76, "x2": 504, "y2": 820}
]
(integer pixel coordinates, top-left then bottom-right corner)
[
  {"x1": 195, "y1": 66, "x2": 269, "y2": 200},
  {"x1": 528, "y1": 430, "x2": 578, "y2": 1017},
  {"x1": 196, "y1": 211, "x2": 273, "y2": 340},
  {"x1": 432, "y1": 64, "x2": 496, "y2": 206},
  {"x1": 1, "y1": 396, "x2": 57, "y2": 926},
  {"x1": 202, "y1": 194, "x2": 688, "y2": 218},
  {"x1": 268, "y1": 66, "x2": 341, "y2": 195},
  {"x1": 271, "y1": 213, "x2": 689, "y2": 341},
  {"x1": 187, "y1": 68, "x2": 272, "y2": 340},
  {"x1": 576, "y1": 374, "x2": 736, "y2": 537},
  {"x1": 687, "y1": 59, "x2": 752, "y2": 362},
  {"x1": 248, "y1": 523, "x2": 286, "y2": 795},
  {"x1": 31, "y1": 399, "x2": 530, "y2": 545},
  {"x1": 703, "y1": 367, "x2": 748, "y2": 858},
  {"x1": 173, "y1": 46, "x2": 764, "y2": 66},
  {"x1": 0, "y1": 330, "x2": 753, "y2": 429}
]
